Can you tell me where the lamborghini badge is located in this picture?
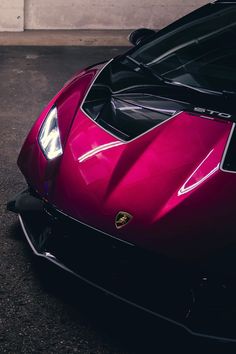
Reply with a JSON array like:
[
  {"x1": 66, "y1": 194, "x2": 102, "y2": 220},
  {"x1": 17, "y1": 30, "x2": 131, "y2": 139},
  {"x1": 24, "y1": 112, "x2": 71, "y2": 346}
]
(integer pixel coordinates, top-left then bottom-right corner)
[{"x1": 115, "y1": 212, "x2": 133, "y2": 229}]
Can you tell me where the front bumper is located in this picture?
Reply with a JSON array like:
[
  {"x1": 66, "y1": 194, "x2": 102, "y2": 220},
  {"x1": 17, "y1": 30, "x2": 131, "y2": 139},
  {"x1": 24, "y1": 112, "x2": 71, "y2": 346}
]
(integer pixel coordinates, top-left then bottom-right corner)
[{"x1": 7, "y1": 188, "x2": 236, "y2": 343}]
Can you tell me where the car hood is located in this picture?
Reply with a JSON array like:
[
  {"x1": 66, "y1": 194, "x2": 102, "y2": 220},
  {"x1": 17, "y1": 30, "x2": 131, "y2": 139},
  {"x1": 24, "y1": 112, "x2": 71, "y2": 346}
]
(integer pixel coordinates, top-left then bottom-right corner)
[
  {"x1": 18, "y1": 61, "x2": 236, "y2": 260},
  {"x1": 52, "y1": 105, "x2": 234, "y2": 260}
]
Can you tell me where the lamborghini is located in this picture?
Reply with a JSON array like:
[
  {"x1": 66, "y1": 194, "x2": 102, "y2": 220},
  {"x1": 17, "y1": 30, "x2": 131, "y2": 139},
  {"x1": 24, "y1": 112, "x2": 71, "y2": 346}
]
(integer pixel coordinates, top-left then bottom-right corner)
[{"x1": 7, "y1": 0, "x2": 236, "y2": 342}]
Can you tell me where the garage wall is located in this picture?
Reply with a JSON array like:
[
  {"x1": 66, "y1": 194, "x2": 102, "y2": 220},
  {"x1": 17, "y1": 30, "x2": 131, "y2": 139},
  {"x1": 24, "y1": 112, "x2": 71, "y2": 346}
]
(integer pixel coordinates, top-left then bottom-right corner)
[
  {"x1": 24, "y1": 0, "x2": 209, "y2": 30},
  {"x1": 0, "y1": 0, "x2": 209, "y2": 32},
  {"x1": 0, "y1": 0, "x2": 24, "y2": 31}
]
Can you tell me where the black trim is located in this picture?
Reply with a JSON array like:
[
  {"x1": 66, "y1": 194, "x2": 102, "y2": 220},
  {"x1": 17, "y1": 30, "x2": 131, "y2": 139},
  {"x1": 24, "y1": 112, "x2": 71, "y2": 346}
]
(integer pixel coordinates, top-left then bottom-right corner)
[
  {"x1": 7, "y1": 188, "x2": 236, "y2": 342},
  {"x1": 222, "y1": 126, "x2": 236, "y2": 172}
]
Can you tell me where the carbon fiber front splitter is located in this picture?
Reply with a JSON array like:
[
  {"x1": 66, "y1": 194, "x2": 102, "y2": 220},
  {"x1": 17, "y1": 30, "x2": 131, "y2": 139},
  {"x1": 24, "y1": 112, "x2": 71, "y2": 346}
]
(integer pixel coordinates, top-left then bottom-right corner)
[{"x1": 7, "y1": 188, "x2": 236, "y2": 343}]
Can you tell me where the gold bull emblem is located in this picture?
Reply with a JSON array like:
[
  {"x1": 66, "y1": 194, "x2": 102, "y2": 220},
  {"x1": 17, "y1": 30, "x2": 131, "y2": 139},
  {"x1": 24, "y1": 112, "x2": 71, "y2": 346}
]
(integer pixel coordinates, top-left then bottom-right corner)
[{"x1": 115, "y1": 212, "x2": 133, "y2": 229}]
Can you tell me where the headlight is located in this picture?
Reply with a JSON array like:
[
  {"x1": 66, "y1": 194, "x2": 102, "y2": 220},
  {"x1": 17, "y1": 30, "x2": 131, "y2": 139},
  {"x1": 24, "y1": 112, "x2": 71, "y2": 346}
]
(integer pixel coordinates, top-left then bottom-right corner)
[{"x1": 39, "y1": 106, "x2": 63, "y2": 160}]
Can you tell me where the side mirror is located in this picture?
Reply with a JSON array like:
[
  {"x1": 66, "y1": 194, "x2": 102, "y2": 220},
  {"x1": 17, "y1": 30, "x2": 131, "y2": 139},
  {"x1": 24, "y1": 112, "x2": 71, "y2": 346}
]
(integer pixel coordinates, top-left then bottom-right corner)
[{"x1": 129, "y1": 28, "x2": 156, "y2": 46}]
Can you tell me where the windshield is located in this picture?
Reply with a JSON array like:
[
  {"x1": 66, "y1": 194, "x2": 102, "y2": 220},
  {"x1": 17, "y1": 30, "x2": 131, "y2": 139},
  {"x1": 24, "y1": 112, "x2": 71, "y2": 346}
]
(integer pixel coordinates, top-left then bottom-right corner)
[{"x1": 129, "y1": 3, "x2": 236, "y2": 94}]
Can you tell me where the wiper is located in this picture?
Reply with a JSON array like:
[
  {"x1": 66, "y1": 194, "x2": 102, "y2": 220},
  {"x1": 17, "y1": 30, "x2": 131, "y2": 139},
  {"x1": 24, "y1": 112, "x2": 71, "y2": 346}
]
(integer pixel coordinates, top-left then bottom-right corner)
[
  {"x1": 222, "y1": 90, "x2": 236, "y2": 98},
  {"x1": 126, "y1": 55, "x2": 167, "y2": 83},
  {"x1": 126, "y1": 56, "x2": 236, "y2": 98},
  {"x1": 167, "y1": 80, "x2": 223, "y2": 96},
  {"x1": 172, "y1": 83, "x2": 236, "y2": 98}
]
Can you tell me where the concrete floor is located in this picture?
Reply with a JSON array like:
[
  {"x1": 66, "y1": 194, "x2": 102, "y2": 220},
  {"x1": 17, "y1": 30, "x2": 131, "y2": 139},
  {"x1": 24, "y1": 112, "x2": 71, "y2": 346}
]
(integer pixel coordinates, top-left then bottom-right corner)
[{"x1": 0, "y1": 46, "x2": 233, "y2": 353}]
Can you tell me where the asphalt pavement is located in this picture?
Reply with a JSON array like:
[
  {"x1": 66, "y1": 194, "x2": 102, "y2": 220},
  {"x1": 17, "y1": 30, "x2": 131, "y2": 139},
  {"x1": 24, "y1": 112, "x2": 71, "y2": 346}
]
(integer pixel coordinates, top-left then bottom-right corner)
[{"x1": 0, "y1": 46, "x2": 234, "y2": 353}]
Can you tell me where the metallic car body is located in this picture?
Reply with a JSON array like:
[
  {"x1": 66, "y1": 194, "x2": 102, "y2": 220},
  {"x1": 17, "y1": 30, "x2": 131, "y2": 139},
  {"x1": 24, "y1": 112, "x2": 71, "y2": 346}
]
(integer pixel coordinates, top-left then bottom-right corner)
[{"x1": 8, "y1": 0, "x2": 236, "y2": 342}]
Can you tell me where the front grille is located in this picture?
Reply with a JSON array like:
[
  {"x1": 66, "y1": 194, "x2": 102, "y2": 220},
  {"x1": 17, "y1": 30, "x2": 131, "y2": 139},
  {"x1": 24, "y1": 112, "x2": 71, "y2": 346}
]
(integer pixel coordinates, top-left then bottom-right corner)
[
  {"x1": 21, "y1": 207, "x2": 193, "y2": 324},
  {"x1": 19, "y1": 198, "x2": 236, "y2": 341}
]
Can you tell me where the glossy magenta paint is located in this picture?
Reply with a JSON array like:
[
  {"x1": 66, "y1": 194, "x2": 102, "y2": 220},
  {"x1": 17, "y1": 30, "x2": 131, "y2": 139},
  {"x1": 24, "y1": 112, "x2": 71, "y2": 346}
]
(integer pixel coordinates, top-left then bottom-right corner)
[
  {"x1": 18, "y1": 63, "x2": 236, "y2": 261},
  {"x1": 18, "y1": 64, "x2": 102, "y2": 197}
]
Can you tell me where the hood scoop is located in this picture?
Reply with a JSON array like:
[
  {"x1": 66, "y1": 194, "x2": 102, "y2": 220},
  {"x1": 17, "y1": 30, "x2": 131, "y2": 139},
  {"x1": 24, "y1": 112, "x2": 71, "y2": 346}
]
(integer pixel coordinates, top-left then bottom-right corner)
[
  {"x1": 82, "y1": 59, "x2": 236, "y2": 142},
  {"x1": 83, "y1": 93, "x2": 184, "y2": 141}
]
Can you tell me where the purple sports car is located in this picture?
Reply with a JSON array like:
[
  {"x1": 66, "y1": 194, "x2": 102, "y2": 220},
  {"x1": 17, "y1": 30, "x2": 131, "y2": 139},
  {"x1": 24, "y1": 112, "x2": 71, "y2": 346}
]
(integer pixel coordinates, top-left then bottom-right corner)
[{"x1": 7, "y1": 0, "x2": 236, "y2": 342}]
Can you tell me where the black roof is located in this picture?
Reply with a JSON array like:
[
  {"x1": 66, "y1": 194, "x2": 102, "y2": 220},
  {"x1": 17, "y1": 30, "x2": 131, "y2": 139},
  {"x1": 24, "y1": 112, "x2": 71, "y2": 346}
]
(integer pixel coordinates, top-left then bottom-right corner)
[{"x1": 215, "y1": 0, "x2": 236, "y2": 3}]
